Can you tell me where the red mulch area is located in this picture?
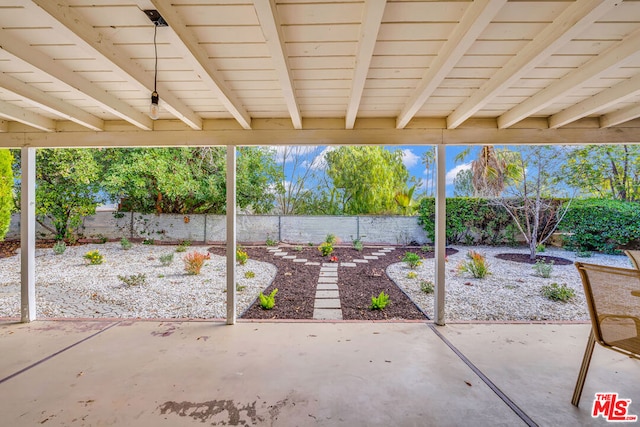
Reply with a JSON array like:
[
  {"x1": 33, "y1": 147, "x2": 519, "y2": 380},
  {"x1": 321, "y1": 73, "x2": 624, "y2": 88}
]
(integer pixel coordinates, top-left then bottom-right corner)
[
  {"x1": 0, "y1": 239, "x2": 67, "y2": 258},
  {"x1": 494, "y1": 253, "x2": 572, "y2": 265},
  {"x1": 210, "y1": 245, "x2": 459, "y2": 321}
]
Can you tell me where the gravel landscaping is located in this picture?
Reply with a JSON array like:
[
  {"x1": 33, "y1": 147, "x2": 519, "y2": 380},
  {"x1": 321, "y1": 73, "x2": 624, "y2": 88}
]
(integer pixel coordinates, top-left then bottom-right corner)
[{"x1": 0, "y1": 241, "x2": 632, "y2": 321}]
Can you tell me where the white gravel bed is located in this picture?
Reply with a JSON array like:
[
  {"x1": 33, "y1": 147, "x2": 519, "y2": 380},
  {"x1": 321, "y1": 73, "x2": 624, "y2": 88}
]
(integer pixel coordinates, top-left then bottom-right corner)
[
  {"x1": 387, "y1": 245, "x2": 632, "y2": 321},
  {"x1": 0, "y1": 242, "x2": 276, "y2": 319}
]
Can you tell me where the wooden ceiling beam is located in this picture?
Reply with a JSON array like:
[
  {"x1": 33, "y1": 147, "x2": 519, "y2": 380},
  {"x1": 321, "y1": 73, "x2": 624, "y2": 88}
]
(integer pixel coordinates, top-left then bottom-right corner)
[
  {"x1": 31, "y1": 0, "x2": 203, "y2": 130},
  {"x1": 345, "y1": 0, "x2": 386, "y2": 129},
  {"x1": 500, "y1": 28, "x2": 640, "y2": 129},
  {"x1": 396, "y1": 0, "x2": 505, "y2": 129},
  {"x1": 0, "y1": 99, "x2": 56, "y2": 132},
  {"x1": 600, "y1": 104, "x2": 640, "y2": 128},
  {"x1": 253, "y1": 0, "x2": 301, "y2": 129},
  {"x1": 446, "y1": 0, "x2": 620, "y2": 129},
  {"x1": 0, "y1": 72, "x2": 104, "y2": 131}
]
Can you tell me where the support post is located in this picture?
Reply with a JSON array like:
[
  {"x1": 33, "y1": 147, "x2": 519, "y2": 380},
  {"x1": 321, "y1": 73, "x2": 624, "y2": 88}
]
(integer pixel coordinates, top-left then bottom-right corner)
[
  {"x1": 20, "y1": 147, "x2": 36, "y2": 322},
  {"x1": 226, "y1": 145, "x2": 236, "y2": 325},
  {"x1": 434, "y1": 144, "x2": 446, "y2": 326}
]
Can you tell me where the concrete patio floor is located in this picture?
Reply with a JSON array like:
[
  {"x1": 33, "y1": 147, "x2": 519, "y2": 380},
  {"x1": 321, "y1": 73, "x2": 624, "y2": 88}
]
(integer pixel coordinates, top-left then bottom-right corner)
[{"x1": 0, "y1": 320, "x2": 638, "y2": 426}]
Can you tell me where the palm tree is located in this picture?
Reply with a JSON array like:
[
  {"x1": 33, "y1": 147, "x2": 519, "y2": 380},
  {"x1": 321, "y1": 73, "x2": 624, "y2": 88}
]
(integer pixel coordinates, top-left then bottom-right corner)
[{"x1": 471, "y1": 146, "x2": 521, "y2": 197}]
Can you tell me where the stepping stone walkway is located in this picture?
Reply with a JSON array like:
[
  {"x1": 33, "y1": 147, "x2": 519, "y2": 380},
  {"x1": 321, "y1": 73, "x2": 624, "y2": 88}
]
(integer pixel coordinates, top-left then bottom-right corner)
[{"x1": 269, "y1": 246, "x2": 396, "y2": 320}]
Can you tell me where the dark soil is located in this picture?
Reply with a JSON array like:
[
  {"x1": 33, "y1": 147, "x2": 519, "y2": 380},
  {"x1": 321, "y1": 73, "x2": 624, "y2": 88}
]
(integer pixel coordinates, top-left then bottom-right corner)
[
  {"x1": 494, "y1": 253, "x2": 572, "y2": 265},
  {"x1": 0, "y1": 239, "x2": 66, "y2": 259},
  {"x1": 210, "y1": 245, "x2": 459, "y2": 321}
]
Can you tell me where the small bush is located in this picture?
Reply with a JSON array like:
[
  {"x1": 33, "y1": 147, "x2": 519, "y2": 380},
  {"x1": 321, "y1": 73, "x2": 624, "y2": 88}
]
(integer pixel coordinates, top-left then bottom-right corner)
[
  {"x1": 406, "y1": 271, "x2": 418, "y2": 279},
  {"x1": 120, "y1": 237, "x2": 132, "y2": 250},
  {"x1": 53, "y1": 241, "x2": 66, "y2": 255},
  {"x1": 319, "y1": 241, "x2": 334, "y2": 257},
  {"x1": 536, "y1": 244, "x2": 546, "y2": 253},
  {"x1": 236, "y1": 249, "x2": 249, "y2": 265},
  {"x1": 541, "y1": 283, "x2": 575, "y2": 302},
  {"x1": 244, "y1": 270, "x2": 255, "y2": 279},
  {"x1": 576, "y1": 250, "x2": 592, "y2": 258},
  {"x1": 183, "y1": 251, "x2": 211, "y2": 275},
  {"x1": 175, "y1": 244, "x2": 187, "y2": 253},
  {"x1": 118, "y1": 273, "x2": 147, "y2": 287},
  {"x1": 325, "y1": 234, "x2": 337, "y2": 245},
  {"x1": 420, "y1": 280, "x2": 434, "y2": 294},
  {"x1": 351, "y1": 236, "x2": 364, "y2": 252},
  {"x1": 142, "y1": 239, "x2": 154, "y2": 245},
  {"x1": 293, "y1": 245, "x2": 303, "y2": 252},
  {"x1": 266, "y1": 237, "x2": 278, "y2": 247},
  {"x1": 159, "y1": 253, "x2": 174, "y2": 266},
  {"x1": 532, "y1": 259, "x2": 554, "y2": 278},
  {"x1": 370, "y1": 291, "x2": 390, "y2": 310},
  {"x1": 83, "y1": 250, "x2": 104, "y2": 265},
  {"x1": 457, "y1": 250, "x2": 489, "y2": 278},
  {"x1": 402, "y1": 252, "x2": 422, "y2": 269},
  {"x1": 421, "y1": 245, "x2": 434, "y2": 253},
  {"x1": 259, "y1": 288, "x2": 278, "y2": 310}
]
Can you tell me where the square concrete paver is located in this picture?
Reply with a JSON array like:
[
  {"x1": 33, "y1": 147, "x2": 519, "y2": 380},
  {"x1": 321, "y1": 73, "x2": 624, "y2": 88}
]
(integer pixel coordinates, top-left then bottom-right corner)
[
  {"x1": 319, "y1": 271, "x2": 338, "y2": 277},
  {"x1": 312, "y1": 308, "x2": 343, "y2": 320},
  {"x1": 353, "y1": 259, "x2": 368, "y2": 263},
  {"x1": 293, "y1": 259, "x2": 307, "y2": 263},
  {"x1": 315, "y1": 290, "x2": 339, "y2": 299},
  {"x1": 317, "y1": 277, "x2": 338, "y2": 284},
  {"x1": 372, "y1": 252, "x2": 386, "y2": 256},
  {"x1": 340, "y1": 262, "x2": 357, "y2": 267},
  {"x1": 363, "y1": 256, "x2": 378, "y2": 260},
  {"x1": 316, "y1": 283, "x2": 338, "y2": 290},
  {"x1": 314, "y1": 299, "x2": 341, "y2": 309}
]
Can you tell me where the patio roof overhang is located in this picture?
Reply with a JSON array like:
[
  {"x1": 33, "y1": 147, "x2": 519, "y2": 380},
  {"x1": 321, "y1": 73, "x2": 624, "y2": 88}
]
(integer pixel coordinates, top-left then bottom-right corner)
[{"x1": 3, "y1": 0, "x2": 640, "y2": 325}]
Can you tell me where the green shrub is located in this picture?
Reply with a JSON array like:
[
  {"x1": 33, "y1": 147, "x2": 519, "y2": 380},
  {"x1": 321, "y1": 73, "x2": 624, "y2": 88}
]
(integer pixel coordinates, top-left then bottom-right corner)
[
  {"x1": 352, "y1": 236, "x2": 364, "y2": 252},
  {"x1": 319, "y1": 241, "x2": 334, "y2": 257},
  {"x1": 120, "y1": 237, "x2": 132, "y2": 250},
  {"x1": 420, "y1": 280, "x2": 434, "y2": 294},
  {"x1": 406, "y1": 271, "x2": 418, "y2": 279},
  {"x1": 325, "y1": 233, "x2": 337, "y2": 245},
  {"x1": 559, "y1": 199, "x2": 640, "y2": 254},
  {"x1": 236, "y1": 248, "x2": 249, "y2": 265},
  {"x1": 457, "y1": 250, "x2": 489, "y2": 278},
  {"x1": 159, "y1": 253, "x2": 174, "y2": 266},
  {"x1": 0, "y1": 149, "x2": 14, "y2": 241},
  {"x1": 259, "y1": 288, "x2": 278, "y2": 310},
  {"x1": 244, "y1": 270, "x2": 255, "y2": 279},
  {"x1": 118, "y1": 273, "x2": 147, "y2": 287},
  {"x1": 175, "y1": 243, "x2": 187, "y2": 253},
  {"x1": 541, "y1": 283, "x2": 575, "y2": 302},
  {"x1": 402, "y1": 252, "x2": 422, "y2": 269},
  {"x1": 52, "y1": 241, "x2": 66, "y2": 255},
  {"x1": 83, "y1": 250, "x2": 104, "y2": 265},
  {"x1": 536, "y1": 244, "x2": 546, "y2": 253},
  {"x1": 370, "y1": 291, "x2": 390, "y2": 310},
  {"x1": 266, "y1": 237, "x2": 278, "y2": 247},
  {"x1": 532, "y1": 259, "x2": 554, "y2": 278}
]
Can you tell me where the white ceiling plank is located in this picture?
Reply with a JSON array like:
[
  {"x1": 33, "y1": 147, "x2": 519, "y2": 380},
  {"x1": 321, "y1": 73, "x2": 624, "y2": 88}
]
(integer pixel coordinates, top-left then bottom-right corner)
[
  {"x1": 499, "y1": 28, "x2": 640, "y2": 129},
  {"x1": 0, "y1": 32, "x2": 153, "y2": 130},
  {"x1": 0, "y1": 72, "x2": 104, "y2": 131},
  {"x1": 253, "y1": 0, "x2": 301, "y2": 129},
  {"x1": 549, "y1": 73, "x2": 640, "y2": 129},
  {"x1": 395, "y1": 0, "x2": 505, "y2": 129},
  {"x1": 30, "y1": 0, "x2": 203, "y2": 130},
  {"x1": 151, "y1": 0, "x2": 252, "y2": 130},
  {"x1": 345, "y1": 0, "x2": 387, "y2": 130},
  {"x1": 0, "y1": 99, "x2": 55, "y2": 132},
  {"x1": 446, "y1": 0, "x2": 620, "y2": 129},
  {"x1": 600, "y1": 104, "x2": 640, "y2": 128}
]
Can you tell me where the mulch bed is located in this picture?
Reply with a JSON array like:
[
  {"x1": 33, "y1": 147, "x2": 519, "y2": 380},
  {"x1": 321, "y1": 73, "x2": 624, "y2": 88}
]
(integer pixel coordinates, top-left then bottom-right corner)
[
  {"x1": 211, "y1": 245, "x2": 458, "y2": 321},
  {"x1": 494, "y1": 253, "x2": 572, "y2": 265}
]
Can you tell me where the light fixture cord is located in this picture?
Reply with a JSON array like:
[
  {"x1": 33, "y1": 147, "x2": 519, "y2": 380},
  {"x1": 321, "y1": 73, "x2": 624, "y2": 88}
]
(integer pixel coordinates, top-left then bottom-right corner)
[{"x1": 153, "y1": 22, "x2": 158, "y2": 93}]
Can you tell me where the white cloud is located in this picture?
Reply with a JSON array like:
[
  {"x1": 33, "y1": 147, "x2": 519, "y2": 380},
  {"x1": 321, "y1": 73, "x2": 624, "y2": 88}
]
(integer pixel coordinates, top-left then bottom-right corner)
[
  {"x1": 445, "y1": 163, "x2": 471, "y2": 185},
  {"x1": 309, "y1": 147, "x2": 335, "y2": 170},
  {"x1": 401, "y1": 149, "x2": 420, "y2": 169}
]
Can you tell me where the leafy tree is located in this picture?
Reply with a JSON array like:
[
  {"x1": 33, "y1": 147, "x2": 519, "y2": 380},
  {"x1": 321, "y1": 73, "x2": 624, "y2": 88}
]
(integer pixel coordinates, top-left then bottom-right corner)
[
  {"x1": 323, "y1": 146, "x2": 409, "y2": 214},
  {"x1": 0, "y1": 149, "x2": 14, "y2": 240},
  {"x1": 103, "y1": 147, "x2": 279, "y2": 214},
  {"x1": 14, "y1": 149, "x2": 103, "y2": 241},
  {"x1": 273, "y1": 146, "x2": 322, "y2": 214},
  {"x1": 562, "y1": 144, "x2": 640, "y2": 201},
  {"x1": 453, "y1": 168, "x2": 474, "y2": 197}
]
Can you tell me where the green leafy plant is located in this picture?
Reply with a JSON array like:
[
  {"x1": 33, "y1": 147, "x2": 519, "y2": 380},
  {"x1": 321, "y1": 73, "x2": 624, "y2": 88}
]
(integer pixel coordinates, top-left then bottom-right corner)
[
  {"x1": 236, "y1": 283, "x2": 246, "y2": 292},
  {"x1": 244, "y1": 270, "x2": 255, "y2": 279},
  {"x1": 325, "y1": 233, "x2": 337, "y2": 245},
  {"x1": 532, "y1": 259, "x2": 554, "y2": 278},
  {"x1": 576, "y1": 249, "x2": 592, "y2": 258},
  {"x1": 259, "y1": 288, "x2": 278, "y2": 310},
  {"x1": 402, "y1": 252, "x2": 422, "y2": 269},
  {"x1": 293, "y1": 245, "x2": 303, "y2": 252},
  {"x1": 159, "y1": 253, "x2": 174, "y2": 266},
  {"x1": 421, "y1": 245, "x2": 434, "y2": 253},
  {"x1": 120, "y1": 237, "x2": 132, "y2": 250},
  {"x1": 536, "y1": 244, "x2": 546, "y2": 253},
  {"x1": 406, "y1": 271, "x2": 418, "y2": 279},
  {"x1": 183, "y1": 251, "x2": 211, "y2": 275},
  {"x1": 83, "y1": 249, "x2": 104, "y2": 265},
  {"x1": 52, "y1": 241, "x2": 66, "y2": 255},
  {"x1": 96, "y1": 234, "x2": 108, "y2": 244},
  {"x1": 541, "y1": 283, "x2": 575, "y2": 302},
  {"x1": 370, "y1": 291, "x2": 390, "y2": 310},
  {"x1": 457, "y1": 250, "x2": 489, "y2": 278},
  {"x1": 118, "y1": 273, "x2": 147, "y2": 287},
  {"x1": 142, "y1": 239, "x2": 154, "y2": 245},
  {"x1": 236, "y1": 248, "x2": 249, "y2": 265},
  {"x1": 420, "y1": 280, "x2": 434, "y2": 294},
  {"x1": 318, "y1": 241, "x2": 334, "y2": 257},
  {"x1": 266, "y1": 237, "x2": 278, "y2": 247},
  {"x1": 0, "y1": 149, "x2": 13, "y2": 241},
  {"x1": 351, "y1": 235, "x2": 364, "y2": 252},
  {"x1": 175, "y1": 243, "x2": 188, "y2": 253}
]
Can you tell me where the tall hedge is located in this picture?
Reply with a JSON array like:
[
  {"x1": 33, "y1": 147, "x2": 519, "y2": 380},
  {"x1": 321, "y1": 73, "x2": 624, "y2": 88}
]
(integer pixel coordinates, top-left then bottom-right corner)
[
  {"x1": 0, "y1": 149, "x2": 13, "y2": 241},
  {"x1": 417, "y1": 198, "x2": 517, "y2": 245},
  {"x1": 558, "y1": 198, "x2": 640, "y2": 253}
]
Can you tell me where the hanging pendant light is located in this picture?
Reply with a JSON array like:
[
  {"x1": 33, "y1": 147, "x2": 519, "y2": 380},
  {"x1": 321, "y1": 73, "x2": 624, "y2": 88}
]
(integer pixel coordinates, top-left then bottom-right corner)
[{"x1": 144, "y1": 10, "x2": 168, "y2": 120}]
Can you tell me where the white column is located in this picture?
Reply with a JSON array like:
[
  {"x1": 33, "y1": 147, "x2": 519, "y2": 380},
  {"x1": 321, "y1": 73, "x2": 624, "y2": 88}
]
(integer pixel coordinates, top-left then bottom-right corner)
[
  {"x1": 434, "y1": 144, "x2": 446, "y2": 326},
  {"x1": 225, "y1": 145, "x2": 236, "y2": 325},
  {"x1": 20, "y1": 147, "x2": 36, "y2": 322}
]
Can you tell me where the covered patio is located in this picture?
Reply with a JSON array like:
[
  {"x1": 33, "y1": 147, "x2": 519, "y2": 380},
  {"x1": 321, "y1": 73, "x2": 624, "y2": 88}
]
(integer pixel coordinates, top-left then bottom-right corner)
[{"x1": 1, "y1": 1, "x2": 640, "y2": 425}]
